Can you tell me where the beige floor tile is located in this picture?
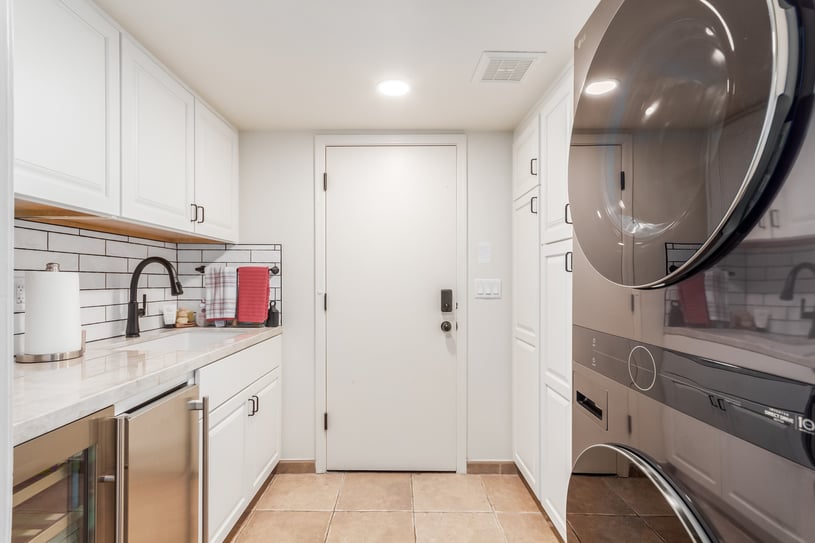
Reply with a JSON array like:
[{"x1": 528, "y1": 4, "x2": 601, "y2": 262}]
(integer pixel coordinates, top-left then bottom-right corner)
[
  {"x1": 326, "y1": 511, "x2": 414, "y2": 543},
  {"x1": 233, "y1": 511, "x2": 331, "y2": 543},
  {"x1": 415, "y1": 512, "x2": 505, "y2": 543},
  {"x1": 497, "y1": 513, "x2": 559, "y2": 543},
  {"x1": 336, "y1": 473, "x2": 413, "y2": 511},
  {"x1": 413, "y1": 474, "x2": 492, "y2": 512},
  {"x1": 255, "y1": 473, "x2": 343, "y2": 511},
  {"x1": 481, "y1": 475, "x2": 540, "y2": 513}
]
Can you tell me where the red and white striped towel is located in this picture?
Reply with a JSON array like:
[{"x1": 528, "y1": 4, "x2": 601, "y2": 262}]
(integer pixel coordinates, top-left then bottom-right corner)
[{"x1": 204, "y1": 264, "x2": 237, "y2": 321}]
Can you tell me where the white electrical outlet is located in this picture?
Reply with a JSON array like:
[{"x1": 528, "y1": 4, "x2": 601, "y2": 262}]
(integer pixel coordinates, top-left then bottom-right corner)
[{"x1": 14, "y1": 272, "x2": 25, "y2": 312}]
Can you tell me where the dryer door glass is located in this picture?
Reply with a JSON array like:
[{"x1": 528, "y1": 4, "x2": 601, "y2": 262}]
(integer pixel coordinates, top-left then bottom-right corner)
[
  {"x1": 568, "y1": 444, "x2": 713, "y2": 542},
  {"x1": 569, "y1": 0, "x2": 802, "y2": 288}
]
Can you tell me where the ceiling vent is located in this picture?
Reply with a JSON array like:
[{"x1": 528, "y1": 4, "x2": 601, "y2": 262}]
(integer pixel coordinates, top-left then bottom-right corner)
[{"x1": 472, "y1": 51, "x2": 545, "y2": 83}]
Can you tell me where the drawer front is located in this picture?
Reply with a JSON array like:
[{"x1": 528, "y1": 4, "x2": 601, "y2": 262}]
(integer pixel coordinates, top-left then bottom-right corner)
[{"x1": 198, "y1": 336, "x2": 281, "y2": 411}]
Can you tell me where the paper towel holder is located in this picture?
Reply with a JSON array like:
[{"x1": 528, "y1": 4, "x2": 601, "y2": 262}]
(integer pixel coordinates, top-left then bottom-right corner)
[
  {"x1": 15, "y1": 263, "x2": 87, "y2": 363},
  {"x1": 15, "y1": 329, "x2": 86, "y2": 363}
]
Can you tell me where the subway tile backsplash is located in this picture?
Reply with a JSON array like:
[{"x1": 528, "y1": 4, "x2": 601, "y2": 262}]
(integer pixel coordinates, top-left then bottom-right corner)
[
  {"x1": 13, "y1": 220, "x2": 283, "y2": 355},
  {"x1": 666, "y1": 238, "x2": 815, "y2": 336}
]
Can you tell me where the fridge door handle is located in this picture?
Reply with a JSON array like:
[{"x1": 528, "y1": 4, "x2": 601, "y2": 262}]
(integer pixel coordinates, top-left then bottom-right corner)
[{"x1": 115, "y1": 416, "x2": 127, "y2": 543}]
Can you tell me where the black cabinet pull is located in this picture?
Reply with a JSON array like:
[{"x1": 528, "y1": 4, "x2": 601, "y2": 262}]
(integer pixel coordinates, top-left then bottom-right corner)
[
  {"x1": 197, "y1": 205, "x2": 205, "y2": 224},
  {"x1": 253, "y1": 394, "x2": 259, "y2": 413},
  {"x1": 530, "y1": 196, "x2": 538, "y2": 214},
  {"x1": 565, "y1": 251, "x2": 573, "y2": 273},
  {"x1": 565, "y1": 203, "x2": 572, "y2": 224},
  {"x1": 770, "y1": 209, "x2": 780, "y2": 228},
  {"x1": 530, "y1": 157, "x2": 538, "y2": 176},
  {"x1": 248, "y1": 396, "x2": 257, "y2": 416},
  {"x1": 190, "y1": 203, "x2": 198, "y2": 223}
]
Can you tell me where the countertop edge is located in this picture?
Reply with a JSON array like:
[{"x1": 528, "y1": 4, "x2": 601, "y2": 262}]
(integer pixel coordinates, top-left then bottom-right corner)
[{"x1": 13, "y1": 327, "x2": 283, "y2": 445}]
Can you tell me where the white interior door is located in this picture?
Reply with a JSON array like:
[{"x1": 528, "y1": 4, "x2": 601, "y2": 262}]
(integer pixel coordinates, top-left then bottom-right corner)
[{"x1": 325, "y1": 145, "x2": 458, "y2": 471}]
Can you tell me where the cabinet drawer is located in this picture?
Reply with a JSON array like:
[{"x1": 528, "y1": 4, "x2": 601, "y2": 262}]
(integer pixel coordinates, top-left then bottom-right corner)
[{"x1": 198, "y1": 336, "x2": 281, "y2": 411}]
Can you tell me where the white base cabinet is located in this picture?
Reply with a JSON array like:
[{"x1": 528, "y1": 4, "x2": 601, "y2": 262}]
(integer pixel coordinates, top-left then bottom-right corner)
[{"x1": 198, "y1": 336, "x2": 282, "y2": 543}]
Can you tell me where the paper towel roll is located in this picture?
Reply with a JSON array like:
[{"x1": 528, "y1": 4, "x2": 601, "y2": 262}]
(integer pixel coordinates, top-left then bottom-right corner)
[{"x1": 25, "y1": 267, "x2": 82, "y2": 355}]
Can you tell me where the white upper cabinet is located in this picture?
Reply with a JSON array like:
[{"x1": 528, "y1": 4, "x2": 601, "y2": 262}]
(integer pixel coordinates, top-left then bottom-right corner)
[
  {"x1": 194, "y1": 101, "x2": 240, "y2": 242},
  {"x1": 513, "y1": 118, "x2": 540, "y2": 200},
  {"x1": 121, "y1": 37, "x2": 195, "y2": 232},
  {"x1": 540, "y1": 73, "x2": 573, "y2": 245},
  {"x1": 14, "y1": 0, "x2": 121, "y2": 215}
]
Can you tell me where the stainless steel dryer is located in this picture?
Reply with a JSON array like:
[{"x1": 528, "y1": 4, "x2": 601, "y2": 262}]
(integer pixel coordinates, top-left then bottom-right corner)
[{"x1": 567, "y1": 0, "x2": 815, "y2": 541}]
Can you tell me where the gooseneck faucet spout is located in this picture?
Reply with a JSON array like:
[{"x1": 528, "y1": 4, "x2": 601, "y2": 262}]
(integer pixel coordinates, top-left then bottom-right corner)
[
  {"x1": 126, "y1": 257, "x2": 184, "y2": 338},
  {"x1": 779, "y1": 262, "x2": 815, "y2": 338}
]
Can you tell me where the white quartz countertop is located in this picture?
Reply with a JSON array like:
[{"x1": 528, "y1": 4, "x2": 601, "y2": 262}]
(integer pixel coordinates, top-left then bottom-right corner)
[{"x1": 13, "y1": 326, "x2": 283, "y2": 445}]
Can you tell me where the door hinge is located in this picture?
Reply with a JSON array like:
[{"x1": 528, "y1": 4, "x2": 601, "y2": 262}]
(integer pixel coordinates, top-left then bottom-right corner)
[
  {"x1": 323, "y1": 172, "x2": 327, "y2": 191},
  {"x1": 620, "y1": 171, "x2": 626, "y2": 191},
  {"x1": 324, "y1": 294, "x2": 327, "y2": 311},
  {"x1": 324, "y1": 412, "x2": 328, "y2": 431}
]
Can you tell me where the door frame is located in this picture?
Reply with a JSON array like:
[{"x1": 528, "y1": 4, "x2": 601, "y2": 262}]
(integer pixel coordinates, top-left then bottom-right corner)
[{"x1": 314, "y1": 134, "x2": 468, "y2": 473}]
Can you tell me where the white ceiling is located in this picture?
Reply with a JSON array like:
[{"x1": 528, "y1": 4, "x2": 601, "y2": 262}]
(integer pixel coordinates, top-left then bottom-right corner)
[{"x1": 94, "y1": 0, "x2": 600, "y2": 131}]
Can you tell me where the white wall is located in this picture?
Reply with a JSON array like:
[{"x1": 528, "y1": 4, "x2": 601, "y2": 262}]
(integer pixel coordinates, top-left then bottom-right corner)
[
  {"x1": 466, "y1": 133, "x2": 513, "y2": 460},
  {"x1": 239, "y1": 131, "x2": 513, "y2": 462},
  {"x1": 1, "y1": 0, "x2": 12, "y2": 536},
  {"x1": 239, "y1": 132, "x2": 315, "y2": 459}
]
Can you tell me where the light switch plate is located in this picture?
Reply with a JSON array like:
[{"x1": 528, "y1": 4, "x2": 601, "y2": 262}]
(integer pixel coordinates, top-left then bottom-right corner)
[
  {"x1": 14, "y1": 272, "x2": 25, "y2": 312},
  {"x1": 474, "y1": 278, "x2": 501, "y2": 299}
]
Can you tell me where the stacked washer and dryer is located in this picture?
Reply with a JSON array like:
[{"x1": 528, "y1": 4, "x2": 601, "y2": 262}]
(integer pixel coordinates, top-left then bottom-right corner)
[{"x1": 567, "y1": 0, "x2": 815, "y2": 541}]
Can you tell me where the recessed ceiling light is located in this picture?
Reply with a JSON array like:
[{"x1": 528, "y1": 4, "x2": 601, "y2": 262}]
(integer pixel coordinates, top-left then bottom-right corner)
[
  {"x1": 644, "y1": 101, "x2": 660, "y2": 117},
  {"x1": 377, "y1": 80, "x2": 410, "y2": 96},
  {"x1": 584, "y1": 79, "x2": 619, "y2": 96}
]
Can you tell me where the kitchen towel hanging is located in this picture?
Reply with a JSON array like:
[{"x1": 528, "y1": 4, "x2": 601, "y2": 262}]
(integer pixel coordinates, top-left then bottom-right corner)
[
  {"x1": 236, "y1": 266, "x2": 270, "y2": 324},
  {"x1": 204, "y1": 264, "x2": 237, "y2": 321}
]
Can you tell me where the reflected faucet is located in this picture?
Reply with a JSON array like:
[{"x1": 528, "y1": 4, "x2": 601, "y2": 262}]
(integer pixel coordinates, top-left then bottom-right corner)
[
  {"x1": 779, "y1": 263, "x2": 815, "y2": 338},
  {"x1": 126, "y1": 257, "x2": 184, "y2": 338}
]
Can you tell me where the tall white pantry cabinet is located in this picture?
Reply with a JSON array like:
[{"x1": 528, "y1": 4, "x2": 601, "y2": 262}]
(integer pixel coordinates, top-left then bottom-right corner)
[{"x1": 511, "y1": 67, "x2": 573, "y2": 540}]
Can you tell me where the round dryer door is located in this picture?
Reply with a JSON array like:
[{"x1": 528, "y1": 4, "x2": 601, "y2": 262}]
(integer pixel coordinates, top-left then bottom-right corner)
[
  {"x1": 568, "y1": 444, "x2": 714, "y2": 542},
  {"x1": 569, "y1": 0, "x2": 815, "y2": 288}
]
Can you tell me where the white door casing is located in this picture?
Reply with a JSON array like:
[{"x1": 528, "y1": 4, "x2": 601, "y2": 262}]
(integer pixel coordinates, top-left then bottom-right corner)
[{"x1": 315, "y1": 134, "x2": 467, "y2": 473}]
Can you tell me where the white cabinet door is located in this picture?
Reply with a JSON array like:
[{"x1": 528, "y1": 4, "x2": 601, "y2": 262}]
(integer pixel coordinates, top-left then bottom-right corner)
[
  {"x1": 513, "y1": 118, "x2": 539, "y2": 199},
  {"x1": 540, "y1": 239, "x2": 573, "y2": 399},
  {"x1": 13, "y1": 0, "x2": 120, "y2": 214},
  {"x1": 208, "y1": 397, "x2": 249, "y2": 543},
  {"x1": 121, "y1": 37, "x2": 195, "y2": 232},
  {"x1": 245, "y1": 368, "x2": 282, "y2": 497},
  {"x1": 194, "y1": 101, "x2": 239, "y2": 242},
  {"x1": 540, "y1": 387, "x2": 571, "y2": 537},
  {"x1": 512, "y1": 338, "x2": 539, "y2": 490},
  {"x1": 540, "y1": 75, "x2": 573, "y2": 244},
  {"x1": 513, "y1": 187, "x2": 540, "y2": 347},
  {"x1": 539, "y1": 239, "x2": 573, "y2": 539}
]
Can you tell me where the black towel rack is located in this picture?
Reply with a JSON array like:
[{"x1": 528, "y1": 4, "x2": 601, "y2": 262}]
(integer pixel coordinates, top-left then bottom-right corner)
[{"x1": 196, "y1": 265, "x2": 280, "y2": 275}]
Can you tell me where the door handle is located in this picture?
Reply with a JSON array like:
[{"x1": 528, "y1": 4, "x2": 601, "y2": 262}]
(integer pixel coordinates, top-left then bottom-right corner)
[
  {"x1": 441, "y1": 321, "x2": 452, "y2": 332},
  {"x1": 197, "y1": 205, "x2": 205, "y2": 224},
  {"x1": 248, "y1": 396, "x2": 258, "y2": 416},
  {"x1": 252, "y1": 394, "x2": 260, "y2": 413},
  {"x1": 530, "y1": 196, "x2": 538, "y2": 214},
  {"x1": 190, "y1": 203, "x2": 198, "y2": 223},
  {"x1": 758, "y1": 216, "x2": 767, "y2": 229},
  {"x1": 565, "y1": 203, "x2": 573, "y2": 224},
  {"x1": 530, "y1": 157, "x2": 538, "y2": 176},
  {"x1": 188, "y1": 396, "x2": 210, "y2": 543},
  {"x1": 565, "y1": 251, "x2": 574, "y2": 273},
  {"x1": 115, "y1": 417, "x2": 126, "y2": 543}
]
